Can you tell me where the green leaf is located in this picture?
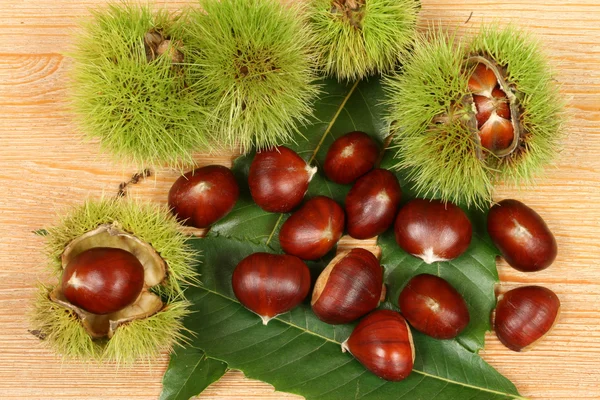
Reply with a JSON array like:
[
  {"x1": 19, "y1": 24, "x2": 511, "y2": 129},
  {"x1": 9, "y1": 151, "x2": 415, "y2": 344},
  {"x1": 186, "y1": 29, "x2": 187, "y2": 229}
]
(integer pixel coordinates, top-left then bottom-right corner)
[
  {"x1": 379, "y1": 228, "x2": 499, "y2": 352},
  {"x1": 162, "y1": 76, "x2": 521, "y2": 399},
  {"x1": 33, "y1": 228, "x2": 49, "y2": 236},
  {"x1": 180, "y1": 236, "x2": 523, "y2": 400},
  {"x1": 160, "y1": 347, "x2": 228, "y2": 400},
  {"x1": 378, "y1": 152, "x2": 501, "y2": 352},
  {"x1": 210, "y1": 77, "x2": 388, "y2": 246}
]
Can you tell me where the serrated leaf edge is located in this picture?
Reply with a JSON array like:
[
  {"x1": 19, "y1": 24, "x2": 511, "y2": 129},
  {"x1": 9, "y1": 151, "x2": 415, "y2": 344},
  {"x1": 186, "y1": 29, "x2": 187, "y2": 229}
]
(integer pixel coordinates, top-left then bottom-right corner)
[
  {"x1": 195, "y1": 75, "x2": 522, "y2": 398},
  {"x1": 171, "y1": 352, "x2": 226, "y2": 400},
  {"x1": 195, "y1": 279, "x2": 528, "y2": 400}
]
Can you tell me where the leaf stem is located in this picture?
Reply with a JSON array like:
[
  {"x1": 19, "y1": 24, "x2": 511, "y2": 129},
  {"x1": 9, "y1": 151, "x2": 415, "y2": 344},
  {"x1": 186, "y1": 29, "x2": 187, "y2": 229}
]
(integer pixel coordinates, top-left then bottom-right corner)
[
  {"x1": 308, "y1": 80, "x2": 361, "y2": 164},
  {"x1": 264, "y1": 80, "x2": 362, "y2": 245},
  {"x1": 266, "y1": 81, "x2": 360, "y2": 245},
  {"x1": 265, "y1": 214, "x2": 284, "y2": 246}
]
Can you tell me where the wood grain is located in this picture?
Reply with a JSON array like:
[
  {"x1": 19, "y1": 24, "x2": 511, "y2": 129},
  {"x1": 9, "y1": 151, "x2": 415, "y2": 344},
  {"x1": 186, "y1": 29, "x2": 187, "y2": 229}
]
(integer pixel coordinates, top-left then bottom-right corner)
[{"x1": 0, "y1": 0, "x2": 599, "y2": 399}]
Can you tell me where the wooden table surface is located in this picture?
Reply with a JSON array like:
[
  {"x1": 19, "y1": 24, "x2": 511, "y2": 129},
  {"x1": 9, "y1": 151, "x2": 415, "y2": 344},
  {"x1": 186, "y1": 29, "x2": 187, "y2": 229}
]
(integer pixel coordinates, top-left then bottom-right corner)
[{"x1": 1, "y1": 0, "x2": 599, "y2": 399}]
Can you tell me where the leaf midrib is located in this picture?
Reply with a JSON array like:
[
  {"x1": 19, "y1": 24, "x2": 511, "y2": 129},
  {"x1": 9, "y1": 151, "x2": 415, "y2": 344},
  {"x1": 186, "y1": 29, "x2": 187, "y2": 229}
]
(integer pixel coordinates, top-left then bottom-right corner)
[
  {"x1": 168, "y1": 352, "x2": 227, "y2": 400},
  {"x1": 265, "y1": 80, "x2": 361, "y2": 246},
  {"x1": 206, "y1": 79, "x2": 525, "y2": 399},
  {"x1": 197, "y1": 284, "x2": 529, "y2": 400},
  {"x1": 172, "y1": 353, "x2": 205, "y2": 400}
]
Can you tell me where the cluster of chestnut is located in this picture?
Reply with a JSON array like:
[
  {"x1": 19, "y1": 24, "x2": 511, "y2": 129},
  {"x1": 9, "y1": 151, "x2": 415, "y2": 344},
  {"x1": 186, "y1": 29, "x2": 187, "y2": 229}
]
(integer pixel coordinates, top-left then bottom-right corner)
[{"x1": 167, "y1": 131, "x2": 560, "y2": 381}]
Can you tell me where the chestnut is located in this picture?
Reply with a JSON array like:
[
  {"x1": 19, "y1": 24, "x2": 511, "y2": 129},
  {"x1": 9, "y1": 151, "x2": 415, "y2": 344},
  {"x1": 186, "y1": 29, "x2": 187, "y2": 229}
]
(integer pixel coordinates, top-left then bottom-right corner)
[
  {"x1": 62, "y1": 247, "x2": 145, "y2": 315},
  {"x1": 249, "y1": 146, "x2": 317, "y2": 213},
  {"x1": 342, "y1": 310, "x2": 414, "y2": 381},
  {"x1": 168, "y1": 165, "x2": 239, "y2": 228},
  {"x1": 487, "y1": 199, "x2": 557, "y2": 272},
  {"x1": 311, "y1": 248, "x2": 383, "y2": 324},
  {"x1": 345, "y1": 168, "x2": 402, "y2": 239},
  {"x1": 232, "y1": 252, "x2": 311, "y2": 324},
  {"x1": 468, "y1": 63, "x2": 515, "y2": 154},
  {"x1": 323, "y1": 131, "x2": 379, "y2": 184},
  {"x1": 398, "y1": 274, "x2": 469, "y2": 339},
  {"x1": 494, "y1": 286, "x2": 560, "y2": 352},
  {"x1": 394, "y1": 199, "x2": 472, "y2": 263},
  {"x1": 279, "y1": 196, "x2": 345, "y2": 260}
]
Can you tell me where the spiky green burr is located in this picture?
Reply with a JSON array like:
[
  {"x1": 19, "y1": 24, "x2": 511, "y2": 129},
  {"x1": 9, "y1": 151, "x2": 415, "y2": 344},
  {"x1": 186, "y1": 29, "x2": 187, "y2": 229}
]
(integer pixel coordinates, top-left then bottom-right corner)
[
  {"x1": 178, "y1": 0, "x2": 319, "y2": 153},
  {"x1": 307, "y1": 0, "x2": 419, "y2": 81},
  {"x1": 384, "y1": 26, "x2": 565, "y2": 207},
  {"x1": 470, "y1": 27, "x2": 564, "y2": 187},
  {"x1": 70, "y1": 4, "x2": 209, "y2": 168},
  {"x1": 31, "y1": 198, "x2": 198, "y2": 362}
]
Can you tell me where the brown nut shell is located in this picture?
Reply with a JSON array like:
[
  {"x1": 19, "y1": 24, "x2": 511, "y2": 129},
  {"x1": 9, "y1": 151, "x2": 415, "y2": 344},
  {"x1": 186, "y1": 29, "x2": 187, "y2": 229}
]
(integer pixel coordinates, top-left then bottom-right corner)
[
  {"x1": 232, "y1": 252, "x2": 311, "y2": 324},
  {"x1": 168, "y1": 165, "x2": 239, "y2": 228},
  {"x1": 494, "y1": 285, "x2": 560, "y2": 352},
  {"x1": 487, "y1": 199, "x2": 557, "y2": 272},
  {"x1": 345, "y1": 169, "x2": 402, "y2": 239},
  {"x1": 311, "y1": 248, "x2": 383, "y2": 324},
  {"x1": 324, "y1": 131, "x2": 379, "y2": 184},
  {"x1": 249, "y1": 146, "x2": 317, "y2": 213},
  {"x1": 468, "y1": 62, "x2": 517, "y2": 155},
  {"x1": 279, "y1": 196, "x2": 345, "y2": 260},
  {"x1": 62, "y1": 247, "x2": 145, "y2": 315},
  {"x1": 394, "y1": 199, "x2": 472, "y2": 263},
  {"x1": 342, "y1": 310, "x2": 415, "y2": 381},
  {"x1": 398, "y1": 274, "x2": 469, "y2": 339}
]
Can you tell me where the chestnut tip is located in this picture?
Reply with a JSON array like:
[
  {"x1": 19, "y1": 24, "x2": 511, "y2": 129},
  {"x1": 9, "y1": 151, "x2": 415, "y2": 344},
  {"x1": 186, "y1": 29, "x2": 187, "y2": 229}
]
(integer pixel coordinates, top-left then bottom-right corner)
[{"x1": 305, "y1": 164, "x2": 318, "y2": 181}]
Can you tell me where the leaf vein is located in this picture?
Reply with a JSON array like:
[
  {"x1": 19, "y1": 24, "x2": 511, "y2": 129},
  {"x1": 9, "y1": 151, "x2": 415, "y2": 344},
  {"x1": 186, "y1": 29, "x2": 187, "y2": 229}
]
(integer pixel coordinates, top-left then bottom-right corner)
[
  {"x1": 261, "y1": 339, "x2": 329, "y2": 375},
  {"x1": 196, "y1": 270, "x2": 527, "y2": 398}
]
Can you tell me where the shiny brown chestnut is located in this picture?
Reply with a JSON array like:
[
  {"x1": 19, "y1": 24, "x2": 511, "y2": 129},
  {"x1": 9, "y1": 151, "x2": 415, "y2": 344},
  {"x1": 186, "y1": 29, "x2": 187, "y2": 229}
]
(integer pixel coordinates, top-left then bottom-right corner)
[
  {"x1": 249, "y1": 146, "x2": 317, "y2": 213},
  {"x1": 494, "y1": 286, "x2": 560, "y2": 352},
  {"x1": 345, "y1": 168, "x2": 402, "y2": 239},
  {"x1": 324, "y1": 131, "x2": 379, "y2": 184},
  {"x1": 487, "y1": 199, "x2": 557, "y2": 272},
  {"x1": 468, "y1": 63, "x2": 515, "y2": 154},
  {"x1": 232, "y1": 252, "x2": 311, "y2": 324},
  {"x1": 311, "y1": 248, "x2": 383, "y2": 324},
  {"x1": 279, "y1": 196, "x2": 345, "y2": 260},
  {"x1": 394, "y1": 199, "x2": 472, "y2": 263},
  {"x1": 398, "y1": 274, "x2": 469, "y2": 339},
  {"x1": 168, "y1": 165, "x2": 239, "y2": 228},
  {"x1": 62, "y1": 247, "x2": 145, "y2": 315},
  {"x1": 342, "y1": 310, "x2": 415, "y2": 381}
]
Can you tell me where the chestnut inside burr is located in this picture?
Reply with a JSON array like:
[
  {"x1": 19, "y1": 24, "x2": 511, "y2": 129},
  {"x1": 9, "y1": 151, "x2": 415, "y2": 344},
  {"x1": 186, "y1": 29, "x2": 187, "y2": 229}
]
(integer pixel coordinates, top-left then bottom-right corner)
[
  {"x1": 144, "y1": 29, "x2": 183, "y2": 63},
  {"x1": 332, "y1": 0, "x2": 366, "y2": 29},
  {"x1": 50, "y1": 225, "x2": 167, "y2": 338},
  {"x1": 62, "y1": 247, "x2": 145, "y2": 315},
  {"x1": 466, "y1": 56, "x2": 520, "y2": 158}
]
